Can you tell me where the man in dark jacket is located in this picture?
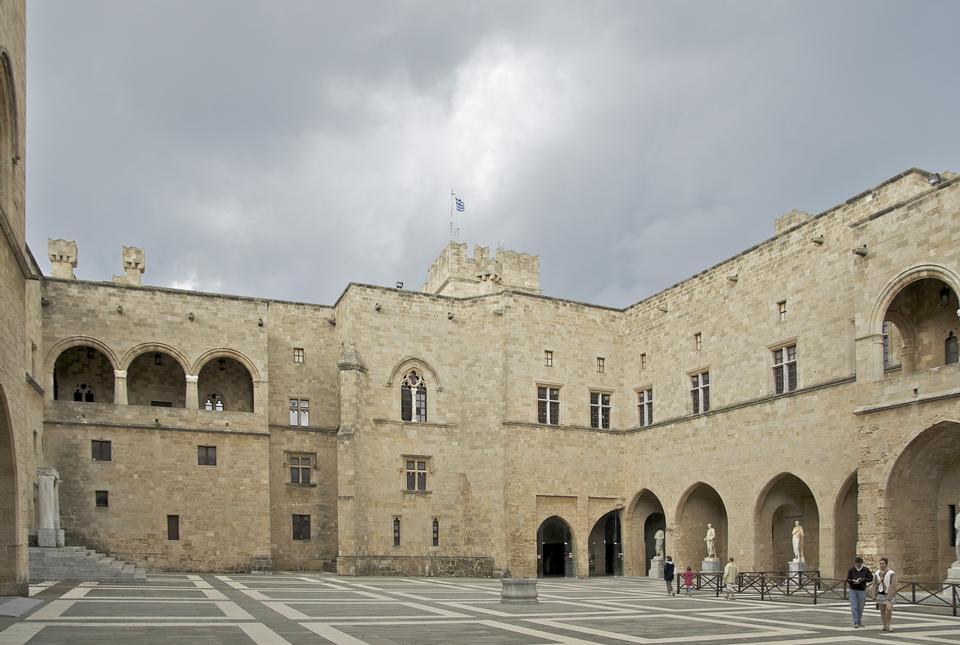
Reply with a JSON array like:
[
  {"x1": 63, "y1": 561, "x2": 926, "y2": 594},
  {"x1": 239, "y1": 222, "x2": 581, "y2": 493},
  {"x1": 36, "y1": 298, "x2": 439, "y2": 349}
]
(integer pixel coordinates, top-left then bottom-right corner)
[
  {"x1": 847, "y1": 556, "x2": 871, "y2": 627},
  {"x1": 663, "y1": 556, "x2": 675, "y2": 596}
]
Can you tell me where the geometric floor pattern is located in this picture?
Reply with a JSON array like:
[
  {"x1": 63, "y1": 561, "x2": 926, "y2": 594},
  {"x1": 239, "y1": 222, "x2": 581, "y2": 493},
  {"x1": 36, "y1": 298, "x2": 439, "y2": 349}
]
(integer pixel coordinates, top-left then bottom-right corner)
[{"x1": 1, "y1": 574, "x2": 958, "y2": 644}]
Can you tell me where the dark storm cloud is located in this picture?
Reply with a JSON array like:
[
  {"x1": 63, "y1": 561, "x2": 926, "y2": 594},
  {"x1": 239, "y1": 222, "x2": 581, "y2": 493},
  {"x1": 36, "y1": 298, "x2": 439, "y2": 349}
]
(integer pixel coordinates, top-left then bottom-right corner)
[{"x1": 26, "y1": 0, "x2": 960, "y2": 306}]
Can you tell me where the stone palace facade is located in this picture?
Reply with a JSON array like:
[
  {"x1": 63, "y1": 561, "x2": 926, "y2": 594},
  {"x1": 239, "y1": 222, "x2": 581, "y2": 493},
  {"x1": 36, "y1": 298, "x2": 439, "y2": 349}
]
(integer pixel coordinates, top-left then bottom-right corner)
[{"x1": 2, "y1": 0, "x2": 959, "y2": 594}]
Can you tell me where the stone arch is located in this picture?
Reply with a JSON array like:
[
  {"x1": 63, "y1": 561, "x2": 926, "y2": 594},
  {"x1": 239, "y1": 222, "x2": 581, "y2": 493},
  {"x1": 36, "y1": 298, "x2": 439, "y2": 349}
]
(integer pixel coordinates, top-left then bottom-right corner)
[
  {"x1": 754, "y1": 472, "x2": 821, "y2": 571},
  {"x1": 537, "y1": 515, "x2": 575, "y2": 578},
  {"x1": 0, "y1": 384, "x2": 25, "y2": 595},
  {"x1": 588, "y1": 510, "x2": 623, "y2": 576},
  {"x1": 124, "y1": 345, "x2": 188, "y2": 408},
  {"x1": 882, "y1": 419, "x2": 960, "y2": 580},
  {"x1": 834, "y1": 471, "x2": 859, "y2": 575},
  {"x1": 674, "y1": 481, "x2": 728, "y2": 570},
  {"x1": 625, "y1": 488, "x2": 666, "y2": 576},
  {"x1": 192, "y1": 348, "x2": 261, "y2": 382},
  {"x1": 196, "y1": 351, "x2": 255, "y2": 413},
  {"x1": 50, "y1": 342, "x2": 117, "y2": 404},
  {"x1": 45, "y1": 336, "x2": 119, "y2": 377},
  {"x1": 385, "y1": 356, "x2": 443, "y2": 391}
]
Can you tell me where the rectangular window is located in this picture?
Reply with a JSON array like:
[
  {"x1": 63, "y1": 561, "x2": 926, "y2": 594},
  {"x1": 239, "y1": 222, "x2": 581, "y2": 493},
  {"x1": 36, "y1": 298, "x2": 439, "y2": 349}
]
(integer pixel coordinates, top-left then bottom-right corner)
[
  {"x1": 773, "y1": 345, "x2": 798, "y2": 394},
  {"x1": 405, "y1": 459, "x2": 428, "y2": 491},
  {"x1": 150, "y1": 400, "x2": 172, "y2": 407},
  {"x1": 393, "y1": 517, "x2": 401, "y2": 547},
  {"x1": 691, "y1": 371, "x2": 710, "y2": 414},
  {"x1": 197, "y1": 445, "x2": 217, "y2": 466},
  {"x1": 91, "y1": 440, "x2": 112, "y2": 462},
  {"x1": 292, "y1": 514, "x2": 311, "y2": 540},
  {"x1": 293, "y1": 347, "x2": 304, "y2": 363},
  {"x1": 597, "y1": 357, "x2": 605, "y2": 373},
  {"x1": 778, "y1": 300, "x2": 787, "y2": 322},
  {"x1": 289, "y1": 454, "x2": 313, "y2": 484},
  {"x1": 544, "y1": 350, "x2": 553, "y2": 367},
  {"x1": 640, "y1": 353, "x2": 647, "y2": 370},
  {"x1": 537, "y1": 387, "x2": 560, "y2": 425},
  {"x1": 167, "y1": 515, "x2": 180, "y2": 541},
  {"x1": 694, "y1": 333, "x2": 702, "y2": 351},
  {"x1": 637, "y1": 388, "x2": 653, "y2": 427},
  {"x1": 95, "y1": 490, "x2": 109, "y2": 508},
  {"x1": 882, "y1": 321, "x2": 891, "y2": 368},
  {"x1": 288, "y1": 398, "x2": 310, "y2": 426},
  {"x1": 590, "y1": 392, "x2": 611, "y2": 429},
  {"x1": 432, "y1": 518, "x2": 439, "y2": 547}
]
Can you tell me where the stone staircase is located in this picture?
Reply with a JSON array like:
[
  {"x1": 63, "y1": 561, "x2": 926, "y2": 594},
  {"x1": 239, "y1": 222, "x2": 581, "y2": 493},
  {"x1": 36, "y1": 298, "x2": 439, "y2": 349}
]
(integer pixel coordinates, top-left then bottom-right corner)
[{"x1": 29, "y1": 546, "x2": 147, "y2": 583}]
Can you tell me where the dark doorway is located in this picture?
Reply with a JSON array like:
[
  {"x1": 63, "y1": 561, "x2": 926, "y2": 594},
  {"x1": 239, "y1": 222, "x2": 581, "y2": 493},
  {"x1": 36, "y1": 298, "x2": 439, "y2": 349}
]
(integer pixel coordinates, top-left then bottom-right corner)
[
  {"x1": 589, "y1": 510, "x2": 623, "y2": 576},
  {"x1": 537, "y1": 516, "x2": 574, "y2": 578},
  {"x1": 643, "y1": 512, "x2": 666, "y2": 575}
]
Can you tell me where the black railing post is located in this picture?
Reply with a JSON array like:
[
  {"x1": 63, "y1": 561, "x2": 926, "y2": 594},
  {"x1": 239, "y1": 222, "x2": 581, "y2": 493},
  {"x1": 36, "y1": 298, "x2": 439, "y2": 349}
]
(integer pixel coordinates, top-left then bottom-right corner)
[
  {"x1": 761, "y1": 573, "x2": 766, "y2": 601},
  {"x1": 813, "y1": 578, "x2": 818, "y2": 605}
]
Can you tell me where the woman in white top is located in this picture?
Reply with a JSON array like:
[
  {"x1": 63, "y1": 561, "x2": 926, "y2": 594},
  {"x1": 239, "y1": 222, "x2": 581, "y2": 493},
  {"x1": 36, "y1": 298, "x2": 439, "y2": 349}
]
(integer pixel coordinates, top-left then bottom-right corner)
[{"x1": 872, "y1": 557, "x2": 896, "y2": 632}]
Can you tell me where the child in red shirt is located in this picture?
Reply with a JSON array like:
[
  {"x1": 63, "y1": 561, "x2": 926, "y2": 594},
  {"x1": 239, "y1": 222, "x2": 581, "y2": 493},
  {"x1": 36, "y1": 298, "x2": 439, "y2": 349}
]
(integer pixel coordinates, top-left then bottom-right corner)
[{"x1": 682, "y1": 567, "x2": 695, "y2": 595}]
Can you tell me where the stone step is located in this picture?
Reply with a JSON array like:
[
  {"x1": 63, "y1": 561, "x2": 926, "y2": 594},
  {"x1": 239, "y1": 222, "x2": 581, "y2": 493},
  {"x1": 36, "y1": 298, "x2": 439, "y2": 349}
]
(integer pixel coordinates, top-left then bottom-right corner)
[{"x1": 29, "y1": 545, "x2": 147, "y2": 583}]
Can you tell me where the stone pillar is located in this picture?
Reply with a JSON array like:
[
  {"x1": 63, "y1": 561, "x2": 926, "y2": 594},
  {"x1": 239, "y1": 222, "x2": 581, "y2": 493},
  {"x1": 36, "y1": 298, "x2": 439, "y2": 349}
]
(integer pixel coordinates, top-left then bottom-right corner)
[
  {"x1": 185, "y1": 374, "x2": 199, "y2": 409},
  {"x1": 335, "y1": 344, "x2": 367, "y2": 575},
  {"x1": 113, "y1": 370, "x2": 127, "y2": 405},
  {"x1": 855, "y1": 334, "x2": 885, "y2": 383},
  {"x1": 899, "y1": 343, "x2": 917, "y2": 375},
  {"x1": 37, "y1": 466, "x2": 61, "y2": 548}
]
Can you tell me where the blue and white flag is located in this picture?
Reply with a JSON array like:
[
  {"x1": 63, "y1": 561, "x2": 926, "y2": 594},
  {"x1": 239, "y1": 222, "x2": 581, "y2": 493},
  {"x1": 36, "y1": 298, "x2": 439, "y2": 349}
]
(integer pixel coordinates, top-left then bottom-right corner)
[{"x1": 455, "y1": 196, "x2": 465, "y2": 212}]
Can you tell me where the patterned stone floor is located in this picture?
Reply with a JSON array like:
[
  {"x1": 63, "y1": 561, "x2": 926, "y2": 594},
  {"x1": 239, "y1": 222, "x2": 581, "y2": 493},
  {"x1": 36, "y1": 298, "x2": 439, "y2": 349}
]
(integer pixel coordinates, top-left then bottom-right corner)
[{"x1": 1, "y1": 574, "x2": 958, "y2": 644}]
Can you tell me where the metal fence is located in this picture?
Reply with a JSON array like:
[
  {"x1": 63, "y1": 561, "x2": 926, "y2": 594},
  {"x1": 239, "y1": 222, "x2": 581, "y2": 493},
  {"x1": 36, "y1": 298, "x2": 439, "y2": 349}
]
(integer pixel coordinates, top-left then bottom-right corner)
[{"x1": 674, "y1": 570, "x2": 960, "y2": 616}]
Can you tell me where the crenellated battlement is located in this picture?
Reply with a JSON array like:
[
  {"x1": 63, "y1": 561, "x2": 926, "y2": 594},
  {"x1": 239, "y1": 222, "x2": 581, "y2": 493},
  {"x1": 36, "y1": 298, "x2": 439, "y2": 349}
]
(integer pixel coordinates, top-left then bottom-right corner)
[{"x1": 421, "y1": 242, "x2": 540, "y2": 297}]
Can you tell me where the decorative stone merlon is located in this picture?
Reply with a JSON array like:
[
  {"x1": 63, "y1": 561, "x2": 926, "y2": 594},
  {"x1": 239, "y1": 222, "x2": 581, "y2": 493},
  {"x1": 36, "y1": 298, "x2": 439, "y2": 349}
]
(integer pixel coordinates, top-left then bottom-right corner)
[
  {"x1": 337, "y1": 344, "x2": 368, "y2": 372},
  {"x1": 113, "y1": 245, "x2": 146, "y2": 286},
  {"x1": 47, "y1": 238, "x2": 78, "y2": 280},
  {"x1": 775, "y1": 209, "x2": 813, "y2": 235}
]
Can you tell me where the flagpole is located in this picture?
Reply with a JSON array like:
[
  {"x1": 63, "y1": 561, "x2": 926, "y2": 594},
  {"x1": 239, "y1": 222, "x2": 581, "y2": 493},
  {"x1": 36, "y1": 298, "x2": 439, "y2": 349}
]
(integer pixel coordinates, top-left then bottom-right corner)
[{"x1": 449, "y1": 189, "x2": 454, "y2": 242}]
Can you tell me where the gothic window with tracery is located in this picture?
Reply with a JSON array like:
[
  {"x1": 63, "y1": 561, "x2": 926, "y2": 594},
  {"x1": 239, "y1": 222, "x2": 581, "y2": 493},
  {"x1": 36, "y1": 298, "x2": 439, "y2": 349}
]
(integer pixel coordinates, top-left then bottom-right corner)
[
  {"x1": 74, "y1": 383, "x2": 95, "y2": 402},
  {"x1": 400, "y1": 369, "x2": 427, "y2": 422}
]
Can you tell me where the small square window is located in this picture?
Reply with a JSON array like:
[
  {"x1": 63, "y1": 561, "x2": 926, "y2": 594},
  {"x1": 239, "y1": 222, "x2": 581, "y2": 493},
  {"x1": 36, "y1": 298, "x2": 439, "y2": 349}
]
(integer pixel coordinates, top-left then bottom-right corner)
[
  {"x1": 694, "y1": 333, "x2": 702, "y2": 351},
  {"x1": 293, "y1": 347, "x2": 304, "y2": 363},
  {"x1": 544, "y1": 350, "x2": 553, "y2": 367},
  {"x1": 91, "y1": 440, "x2": 112, "y2": 462},
  {"x1": 778, "y1": 301, "x2": 787, "y2": 322},
  {"x1": 167, "y1": 515, "x2": 180, "y2": 541},
  {"x1": 292, "y1": 514, "x2": 311, "y2": 540},
  {"x1": 95, "y1": 490, "x2": 109, "y2": 508},
  {"x1": 289, "y1": 453, "x2": 314, "y2": 484},
  {"x1": 597, "y1": 357, "x2": 605, "y2": 373},
  {"x1": 197, "y1": 445, "x2": 217, "y2": 466}
]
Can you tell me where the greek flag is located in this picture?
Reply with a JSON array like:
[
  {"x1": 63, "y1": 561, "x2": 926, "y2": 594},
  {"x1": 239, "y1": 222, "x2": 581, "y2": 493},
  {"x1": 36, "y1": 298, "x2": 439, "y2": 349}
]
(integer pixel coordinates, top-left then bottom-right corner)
[{"x1": 455, "y1": 196, "x2": 465, "y2": 212}]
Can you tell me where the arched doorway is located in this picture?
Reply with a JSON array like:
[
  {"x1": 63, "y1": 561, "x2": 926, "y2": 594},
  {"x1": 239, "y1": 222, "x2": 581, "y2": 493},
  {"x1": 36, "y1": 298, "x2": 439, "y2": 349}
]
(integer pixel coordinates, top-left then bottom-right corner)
[
  {"x1": 884, "y1": 420, "x2": 960, "y2": 580},
  {"x1": 881, "y1": 277, "x2": 960, "y2": 374},
  {"x1": 537, "y1": 516, "x2": 574, "y2": 578},
  {"x1": 626, "y1": 489, "x2": 666, "y2": 576},
  {"x1": 127, "y1": 351, "x2": 186, "y2": 407},
  {"x1": 588, "y1": 510, "x2": 623, "y2": 576},
  {"x1": 834, "y1": 472, "x2": 859, "y2": 575},
  {"x1": 755, "y1": 473, "x2": 820, "y2": 571},
  {"x1": 0, "y1": 385, "x2": 23, "y2": 595},
  {"x1": 197, "y1": 356, "x2": 253, "y2": 412},
  {"x1": 675, "y1": 482, "x2": 728, "y2": 569},
  {"x1": 53, "y1": 345, "x2": 115, "y2": 403}
]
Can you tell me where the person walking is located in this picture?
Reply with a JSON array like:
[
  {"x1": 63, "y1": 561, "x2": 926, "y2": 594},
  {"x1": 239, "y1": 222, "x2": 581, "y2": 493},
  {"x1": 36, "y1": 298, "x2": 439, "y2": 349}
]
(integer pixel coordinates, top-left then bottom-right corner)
[
  {"x1": 663, "y1": 556, "x2": 676, "y2": 596},
  {"x1": 682, "y1": 566, "x2": 695, "y2": 596},
  {"x1": 846, "y1": 556, "x2": 871, "y2": 628},
  {"x1": 872, "y1": 557, "x2": 896, "y2": 633},
  {"x1": 722, "y1": 557, "x2": 739, "y2": 600}
]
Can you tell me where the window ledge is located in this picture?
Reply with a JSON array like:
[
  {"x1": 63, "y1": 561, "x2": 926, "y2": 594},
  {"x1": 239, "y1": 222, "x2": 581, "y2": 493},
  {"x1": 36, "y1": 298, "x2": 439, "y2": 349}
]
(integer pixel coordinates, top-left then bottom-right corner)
[
  {"x1": 402, "y1": 490, "x2": 432, "y2": 495},
  {"x1": 286, "y1": 482, "x2": 318, "y2": 488}
]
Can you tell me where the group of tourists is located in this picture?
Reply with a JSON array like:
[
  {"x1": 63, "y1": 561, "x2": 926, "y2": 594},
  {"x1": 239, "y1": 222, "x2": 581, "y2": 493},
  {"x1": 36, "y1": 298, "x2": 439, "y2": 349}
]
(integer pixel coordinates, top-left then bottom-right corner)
[{"x1": 660, "y1": 554, "x2": 898, "y2": 632}]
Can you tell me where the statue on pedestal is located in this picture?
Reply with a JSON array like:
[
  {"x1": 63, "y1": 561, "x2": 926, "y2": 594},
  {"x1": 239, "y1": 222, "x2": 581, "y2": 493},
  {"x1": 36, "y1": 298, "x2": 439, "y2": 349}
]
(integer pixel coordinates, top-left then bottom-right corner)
[
  {"x1": 954, "y1": 510, "x2": 960, "y2": 564},
  {"x1": 704, "y1": 523, "x2": 717, "y2": 559},
  {"x1": 791, "y1": 520, "x2": 805, "y2": 563},
  {"x1": 654, "y1": 529, "x2": 665, "y2": 558}
]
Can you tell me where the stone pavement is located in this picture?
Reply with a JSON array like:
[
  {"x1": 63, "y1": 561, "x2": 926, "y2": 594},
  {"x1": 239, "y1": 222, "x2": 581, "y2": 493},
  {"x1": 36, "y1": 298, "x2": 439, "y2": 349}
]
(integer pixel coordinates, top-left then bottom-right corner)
[{"x1": 0, "y1": 574, "x2": 958, "y2": 644}]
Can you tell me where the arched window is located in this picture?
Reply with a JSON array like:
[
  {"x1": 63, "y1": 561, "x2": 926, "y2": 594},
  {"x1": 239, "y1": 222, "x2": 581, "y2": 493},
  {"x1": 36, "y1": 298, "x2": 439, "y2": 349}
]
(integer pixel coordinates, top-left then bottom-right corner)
[
  {"x1": 73, "y1": 384, "x2": 94, "y2": 403},
  {"x1": 204, "y1": 393, "x2": 224, "y2": 412},
  {"x1": 946, "y1": 332, "x2": 959, "y2": 365},
  {"x1": 400, "y1": 370, "x2": 427, "y2": 422}
]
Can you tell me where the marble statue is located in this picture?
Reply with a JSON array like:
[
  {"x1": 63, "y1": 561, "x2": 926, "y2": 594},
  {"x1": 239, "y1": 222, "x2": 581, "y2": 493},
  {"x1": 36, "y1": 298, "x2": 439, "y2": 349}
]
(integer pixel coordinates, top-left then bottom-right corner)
[
  {"x1": 955, "y1": 510, "x2": 960, "y2": 563},
  {"x1": 654, "y1": 529, "x2": 665, "y2": 558},
  {"x1": 792, "y1": 520, "x2": 805, "y2": 563},
  {"x1": 704, "y1": 523, "x2": 716, "y2": 559}
]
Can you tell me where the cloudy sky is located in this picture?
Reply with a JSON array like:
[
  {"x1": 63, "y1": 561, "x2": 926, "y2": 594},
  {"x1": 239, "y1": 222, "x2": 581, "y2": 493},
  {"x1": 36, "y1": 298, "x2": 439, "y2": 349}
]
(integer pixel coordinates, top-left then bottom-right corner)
[{"x1": 26, "y1": 1, "x2": 960, "y2": 307}]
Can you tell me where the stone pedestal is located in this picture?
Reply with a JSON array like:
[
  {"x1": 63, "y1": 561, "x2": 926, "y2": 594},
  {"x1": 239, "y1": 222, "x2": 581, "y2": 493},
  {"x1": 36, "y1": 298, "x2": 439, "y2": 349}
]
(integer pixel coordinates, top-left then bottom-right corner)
[
  {"x1": 788, "y1": 560, "x2": 807, "y2": 574},
  {"x1": 946, "y1": 564, "x2": 960, "y2": 584},
  {"x1": 37, "y1": 466, "x2": 63, "y2": 548},
  {"x1": 701, "y1": 558, "x2": 721, "y2": 573},
  {"x1": 501, "y1": 578, "x2": 538, "y2": 604},
  {"x1": 648, "y1": 557, "x2": 664, "y2": 579}
]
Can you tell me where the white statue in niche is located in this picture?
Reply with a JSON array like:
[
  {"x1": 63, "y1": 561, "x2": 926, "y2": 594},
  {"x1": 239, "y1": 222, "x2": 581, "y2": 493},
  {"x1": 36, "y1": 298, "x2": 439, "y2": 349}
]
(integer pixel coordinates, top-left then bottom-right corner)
[
  {"x1": 954, "y1": 510, "x2": 960, "y2": 564},
  {"x1": 704, "y1": 524, "x2": 717, "y2": 559},
  {"x1": 654, "y1": 529, "x2": 665, "y2": 558},
  {"x1": 792, "y1": 520, "x2": 805, "y2": 563}
]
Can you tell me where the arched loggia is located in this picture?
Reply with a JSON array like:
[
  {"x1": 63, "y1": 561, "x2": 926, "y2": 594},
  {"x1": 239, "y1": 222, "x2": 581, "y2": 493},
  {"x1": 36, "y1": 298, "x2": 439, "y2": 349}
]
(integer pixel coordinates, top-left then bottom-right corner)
[{"x1": 537, "y1": 516, "x2": 575, "y2": 578}]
